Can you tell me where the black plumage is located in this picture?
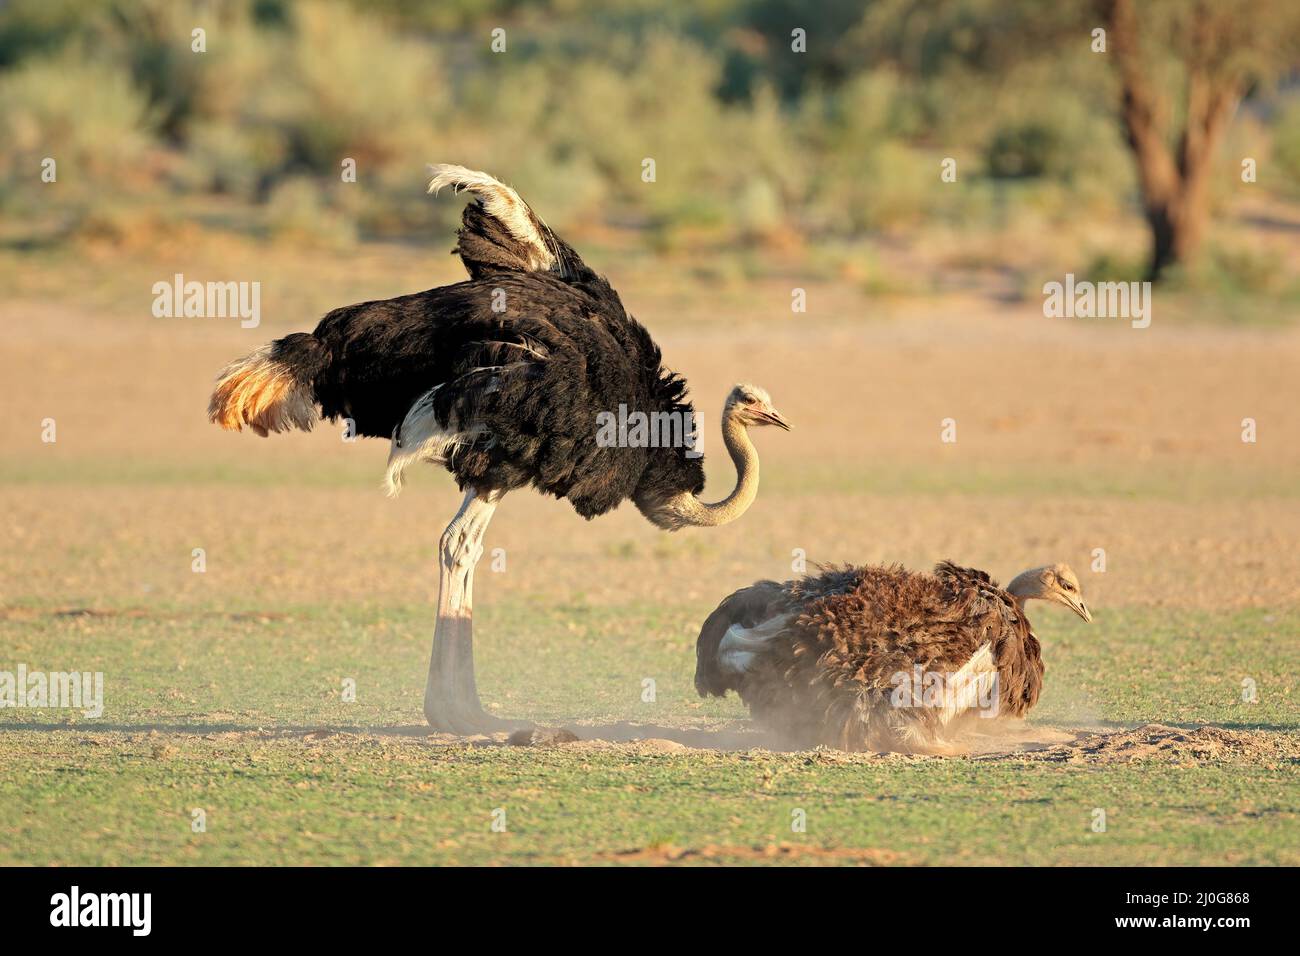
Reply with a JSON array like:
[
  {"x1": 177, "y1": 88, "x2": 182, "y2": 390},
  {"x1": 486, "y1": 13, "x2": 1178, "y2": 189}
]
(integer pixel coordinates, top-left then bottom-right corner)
[
  {"x1": 216, "y1": 171, "x2": 703, "y2": 521},
  {"x1": 294, "y1": 270, "x2": 701, "y2": 520},
  {"x1": 208, "y1": 165, "x2": 787, "y2": 733}
]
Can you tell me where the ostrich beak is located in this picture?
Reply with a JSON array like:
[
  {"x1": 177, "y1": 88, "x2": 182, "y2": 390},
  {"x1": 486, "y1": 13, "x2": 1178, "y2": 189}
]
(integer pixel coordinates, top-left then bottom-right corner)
[
  {"x1": 1068, "y1": 596, "x2": 1092, "y2": 623},
  {"x1": 756, "y1": 408, "x2": 791, "y2": 431}
]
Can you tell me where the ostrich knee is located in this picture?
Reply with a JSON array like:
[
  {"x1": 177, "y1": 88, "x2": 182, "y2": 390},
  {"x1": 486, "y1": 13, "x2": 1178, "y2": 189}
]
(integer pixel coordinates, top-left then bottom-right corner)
[{"x1": 438, "y1": 523, "x2": 480, "y2": 613}]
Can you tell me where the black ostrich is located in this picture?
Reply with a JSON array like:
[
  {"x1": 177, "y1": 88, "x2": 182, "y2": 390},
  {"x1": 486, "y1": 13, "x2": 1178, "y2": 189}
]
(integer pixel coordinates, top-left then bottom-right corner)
[{"x1": 208, "y1": 165, "x2": 789, "y2": 733}]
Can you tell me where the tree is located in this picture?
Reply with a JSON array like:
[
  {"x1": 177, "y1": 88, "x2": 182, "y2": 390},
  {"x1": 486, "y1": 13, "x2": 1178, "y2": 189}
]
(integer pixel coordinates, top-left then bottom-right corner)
[
  {"x1": 835, "y1": 0, "x2": 1300, "y2": 281},
  {"x1": 1097, "y1": 0, "x2": 1300, "y2": 279}
]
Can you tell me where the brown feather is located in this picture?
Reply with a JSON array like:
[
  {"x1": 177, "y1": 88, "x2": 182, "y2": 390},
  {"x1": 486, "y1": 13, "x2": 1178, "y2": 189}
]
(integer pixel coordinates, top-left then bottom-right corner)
[{"x1": 693, "y1": 562, "x2": 1044, "y2": 752}]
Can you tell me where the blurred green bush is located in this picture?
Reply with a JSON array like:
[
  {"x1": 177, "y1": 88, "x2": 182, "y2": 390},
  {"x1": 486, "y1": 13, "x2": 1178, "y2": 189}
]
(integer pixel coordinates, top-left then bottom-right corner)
[
  {"x1": 0, "y1": 50, "x2": 155, "y2": 208},
  {"x1": 0, "y1": 0, "x2": 1291, "y2": 273}
]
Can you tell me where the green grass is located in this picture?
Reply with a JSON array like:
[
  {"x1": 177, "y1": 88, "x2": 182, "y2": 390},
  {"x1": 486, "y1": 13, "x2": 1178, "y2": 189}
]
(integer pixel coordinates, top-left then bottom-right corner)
[
  {"x1": 1, "y1": 598, "x2": 1297, "y2": 865},
  {"x1": 2, "y1": 734, "x2": 1293, "y2": 865}
]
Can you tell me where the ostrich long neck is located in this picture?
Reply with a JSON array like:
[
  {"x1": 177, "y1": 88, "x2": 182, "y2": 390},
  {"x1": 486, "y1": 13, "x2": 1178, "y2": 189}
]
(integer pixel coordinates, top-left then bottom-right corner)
[
  {"x1": 674, "y1": 410, "x2": 759, "y2": 528},
  {"x1": 1006, "y1": 569, "x2": 1044, "y2": 610}
]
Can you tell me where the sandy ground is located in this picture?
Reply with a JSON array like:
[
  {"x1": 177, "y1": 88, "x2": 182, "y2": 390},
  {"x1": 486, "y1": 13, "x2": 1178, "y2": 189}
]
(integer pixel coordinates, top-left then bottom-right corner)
[
  {"x1": 55, "y1": 722, "x2": 1300, "y2": 765},
  {"x1": 2, "y1": 248, "x2": 1298, "y2": 757},
  {"x1": 3, "y1": 285, "x2": 1298, "y2": 613}
]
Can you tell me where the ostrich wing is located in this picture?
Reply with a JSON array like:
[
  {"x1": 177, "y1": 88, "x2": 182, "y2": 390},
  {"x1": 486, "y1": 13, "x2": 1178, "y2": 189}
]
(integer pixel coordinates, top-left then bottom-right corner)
[
  {"x1": 383, "y1": 335, "x2": 552, "y2": 496},
  {"x1": 780, "y1": 563, "x2": 1042, "y2": 747},
  {"x1": 933, "y1": 561, "x2": 1044, "y2": 718},
  {"x1": 695, "y1": 581, "x2": 793, "y2": 698},
  {"x1": 933, "y1": 560, "x2": 997, "y2": 591}
]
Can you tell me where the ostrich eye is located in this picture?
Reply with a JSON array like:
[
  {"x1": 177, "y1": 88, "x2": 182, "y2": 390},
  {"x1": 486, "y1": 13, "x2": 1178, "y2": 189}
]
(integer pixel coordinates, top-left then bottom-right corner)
[{"x1": 1061, "y1": 581, "x2": 1075, "y2": 592}]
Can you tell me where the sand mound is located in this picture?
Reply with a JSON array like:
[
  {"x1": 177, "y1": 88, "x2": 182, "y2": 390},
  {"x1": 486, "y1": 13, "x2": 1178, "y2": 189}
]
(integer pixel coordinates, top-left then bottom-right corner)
[
  {"x1": 427, "y1": 720, "x2": 1297, "y2": 765},
  {"x1": 983, "y1": 722, "x2": 1300, "y2": 765}
]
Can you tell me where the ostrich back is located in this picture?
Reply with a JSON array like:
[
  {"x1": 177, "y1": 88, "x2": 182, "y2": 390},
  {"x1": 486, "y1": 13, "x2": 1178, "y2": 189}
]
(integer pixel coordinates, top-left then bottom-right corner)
[
  {"x1": 305, "y1": 269, "x2": 705, "y2": 520},
  {"x1": 698, "y1": 562, "x2": 1043, "y2": 750}
]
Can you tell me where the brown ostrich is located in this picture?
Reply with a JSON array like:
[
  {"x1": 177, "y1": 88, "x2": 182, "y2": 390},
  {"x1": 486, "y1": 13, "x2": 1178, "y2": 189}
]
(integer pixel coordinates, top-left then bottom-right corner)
[{"x1": 694, "y1": 561, "x2": 1091, "y2": 753}]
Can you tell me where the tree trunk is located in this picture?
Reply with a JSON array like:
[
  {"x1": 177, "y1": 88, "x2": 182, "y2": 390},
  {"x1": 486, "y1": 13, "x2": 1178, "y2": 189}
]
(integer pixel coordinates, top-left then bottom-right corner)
[
  {"x1": 1100, "y1": 0, "x2": 1241, "y2": 281},
  {"x1": 1143, "y1": 181, "x2": 1210, "y2": 281}
]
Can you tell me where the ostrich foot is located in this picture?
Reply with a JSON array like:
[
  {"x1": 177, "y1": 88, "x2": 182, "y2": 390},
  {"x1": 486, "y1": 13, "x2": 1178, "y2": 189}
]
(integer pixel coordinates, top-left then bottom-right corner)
[
  {"x1": 422, "y1": 693, "x2": 533, "y2": 737},
  {"x1": 423, "y1": 617, "x2": 533, "y2": 736}
]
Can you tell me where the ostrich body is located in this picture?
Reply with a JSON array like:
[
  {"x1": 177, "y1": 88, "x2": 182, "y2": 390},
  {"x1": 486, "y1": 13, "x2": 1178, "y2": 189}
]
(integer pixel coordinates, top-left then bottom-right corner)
[
  {"x1": 208, "y1": 165, "x2": 788, "y2": 733},
  {"x1": 695, "y1": 562, "x2": 1090, "y2": 752}
]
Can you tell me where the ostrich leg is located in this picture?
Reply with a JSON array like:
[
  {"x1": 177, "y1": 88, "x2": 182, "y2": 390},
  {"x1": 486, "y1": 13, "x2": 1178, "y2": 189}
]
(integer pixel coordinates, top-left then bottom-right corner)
[{"x1": 424, "y1": 488, "x2": 525, "y2": 734}]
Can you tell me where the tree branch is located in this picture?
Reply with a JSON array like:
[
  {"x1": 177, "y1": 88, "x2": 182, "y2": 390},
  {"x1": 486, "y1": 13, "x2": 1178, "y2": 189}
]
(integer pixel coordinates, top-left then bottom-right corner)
[{"x1": 1097, "y1": 0, "x2": 1180, "y2": 203}]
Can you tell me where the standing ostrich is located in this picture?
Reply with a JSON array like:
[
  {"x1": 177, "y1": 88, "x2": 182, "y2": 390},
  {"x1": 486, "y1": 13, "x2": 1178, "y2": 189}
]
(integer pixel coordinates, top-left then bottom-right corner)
[
  {"x1": 694, "y1": 561, "x2": 1091, "y2": 752},
  {"x1": 208, "y1": 165, "x2": 789, "y2": 733}
]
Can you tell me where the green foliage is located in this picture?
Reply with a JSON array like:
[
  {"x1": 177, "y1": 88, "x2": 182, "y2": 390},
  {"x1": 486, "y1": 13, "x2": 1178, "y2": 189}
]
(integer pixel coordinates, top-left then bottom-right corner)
[
  {"x1": 984, "y1": 123, "x2": 1063, "y2": 180},
  {"x1": 264, "y1": 175, "x2": 357, "y2": 249},
  {"x1": 0, "y1": 0, "x2": 111, "y2": 68},
  {"x1": 1157, "y1": 245, "x2": 1295, "y2": 323},
  {"x1": 0, "y1": 0, "x2": 1294, "y2": 263},
  {"x1": 1272, "y1": 97, "x2": 1300, "y2": 195},
  {"x1": 0, "y1": 50, "x2": 155, "y2": 206},
  {"x1": 271, "y1": 2, "x2": 445, "y2": 175},
  {"x1": 1084, "y1": 251, "x2": 1146, "y2": 286}
]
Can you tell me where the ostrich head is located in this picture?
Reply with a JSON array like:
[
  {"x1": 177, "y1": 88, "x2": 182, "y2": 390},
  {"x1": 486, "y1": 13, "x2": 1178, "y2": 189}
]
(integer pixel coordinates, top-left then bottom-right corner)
[
  {"x1": 724, "y1": 383, "x2": 790, "y2": 431},
  {"x1": 1006, "y1": 563, "x2": 1091, "y2": 622},
  {"x1": 643, "y1": 383, "x2": 788, "y2": 530}
]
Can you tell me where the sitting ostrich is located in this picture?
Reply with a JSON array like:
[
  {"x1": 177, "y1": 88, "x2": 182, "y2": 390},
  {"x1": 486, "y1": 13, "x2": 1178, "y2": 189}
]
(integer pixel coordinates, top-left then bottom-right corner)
[
  {"x1": 208, "y1": 165, "x2": 789, "y2": 733},
  {"x1": 695, "y1": 562, "x2": 1090, "y2": 752}
]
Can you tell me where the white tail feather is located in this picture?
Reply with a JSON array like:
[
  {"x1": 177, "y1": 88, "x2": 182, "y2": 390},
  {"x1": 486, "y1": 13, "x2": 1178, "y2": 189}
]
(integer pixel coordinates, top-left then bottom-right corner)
[
  {"x1": 716, "y1": 613, "x2": 794, "y2": 678},
  {"x1": 938, "y1": 642, "x2": 995, "y2": 726},
  {"x1": 384, "y1": 386, "x2": 486, "y2": 497},
  {"x1": 427, "y1": 164, "x2": 556, "y2": 272}
]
